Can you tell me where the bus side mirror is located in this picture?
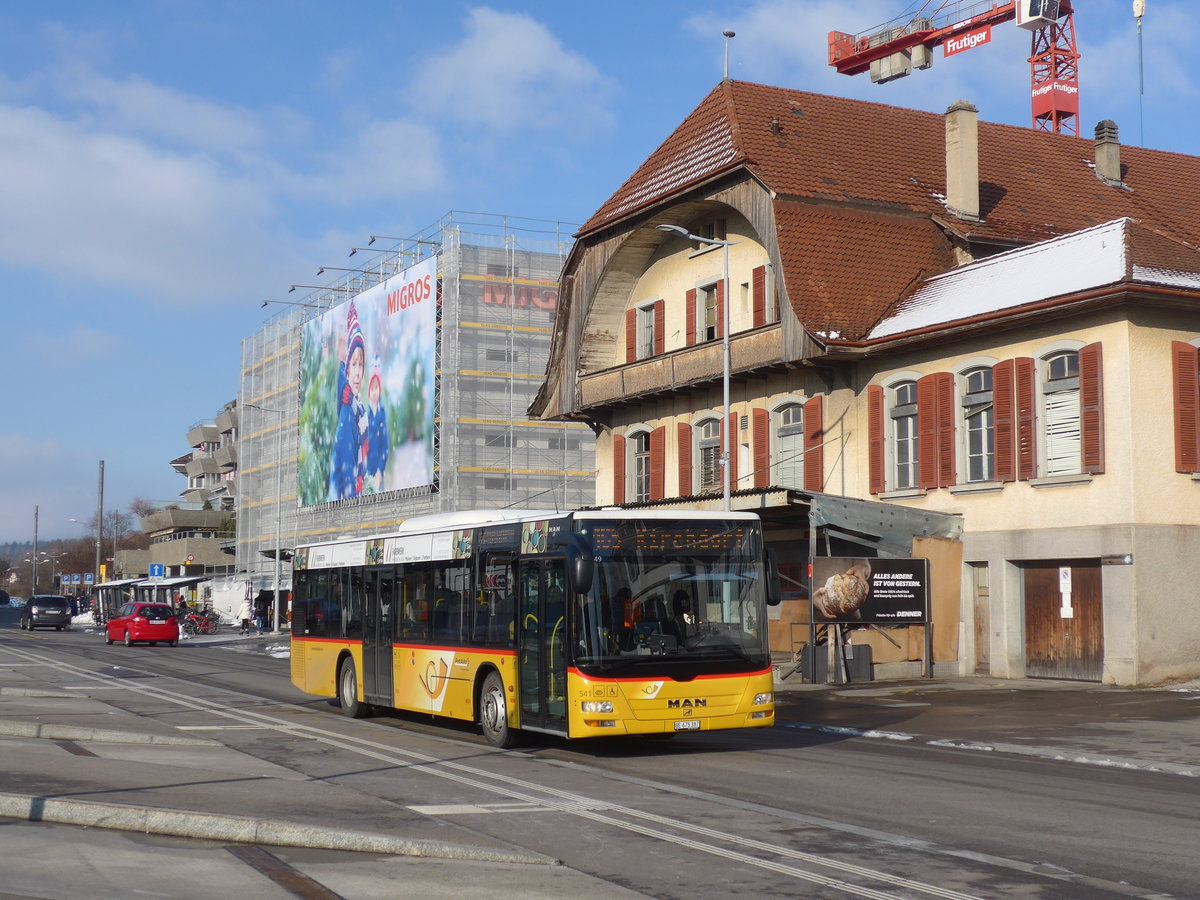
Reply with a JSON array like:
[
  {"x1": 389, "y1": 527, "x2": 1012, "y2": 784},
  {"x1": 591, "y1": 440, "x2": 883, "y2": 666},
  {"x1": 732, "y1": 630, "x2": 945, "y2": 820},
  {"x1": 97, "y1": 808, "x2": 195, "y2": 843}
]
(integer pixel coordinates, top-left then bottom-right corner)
[
  {"x1": 765, "y1": 547, "x2": 782, "y2": 606},
  {"x1": 551, "y1": 532, "x2": 595, "y2": 596},
  {"x1": 567, "y1": 549, "x2": 594, "y2": 597}
]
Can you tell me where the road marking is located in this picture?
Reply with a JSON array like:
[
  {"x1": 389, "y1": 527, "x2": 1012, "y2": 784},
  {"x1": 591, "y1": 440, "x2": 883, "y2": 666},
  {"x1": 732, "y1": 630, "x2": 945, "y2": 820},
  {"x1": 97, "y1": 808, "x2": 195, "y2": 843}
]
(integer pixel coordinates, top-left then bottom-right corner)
[{"x1": 1, "y1": 643, "x2": 986, "y2": 900}]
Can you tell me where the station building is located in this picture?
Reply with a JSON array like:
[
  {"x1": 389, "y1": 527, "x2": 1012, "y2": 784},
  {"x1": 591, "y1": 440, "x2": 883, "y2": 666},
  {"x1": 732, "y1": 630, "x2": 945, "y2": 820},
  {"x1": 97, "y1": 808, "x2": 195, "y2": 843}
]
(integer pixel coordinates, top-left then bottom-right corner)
[{"x1": 532, "y1": 80, "x2": 1200, "y2": 686}]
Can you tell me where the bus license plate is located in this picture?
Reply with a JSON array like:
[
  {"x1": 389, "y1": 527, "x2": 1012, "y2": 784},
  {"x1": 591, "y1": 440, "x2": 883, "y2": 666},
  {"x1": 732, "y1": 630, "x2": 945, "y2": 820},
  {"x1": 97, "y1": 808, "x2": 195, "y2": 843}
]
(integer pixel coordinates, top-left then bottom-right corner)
[{"x1": 674, "y1": 720, "x2": 701, "y2": 731}]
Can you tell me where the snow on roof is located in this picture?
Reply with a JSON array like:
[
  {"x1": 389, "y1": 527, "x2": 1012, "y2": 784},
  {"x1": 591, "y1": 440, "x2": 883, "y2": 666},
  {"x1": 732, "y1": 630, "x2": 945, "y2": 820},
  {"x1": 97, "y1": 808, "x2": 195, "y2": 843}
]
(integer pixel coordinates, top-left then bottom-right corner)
[
  {"x1": 868, "y1": 219, "x2": 1133, "y2": 340},
  {"x1": 1133, "y1": 265, "x2": 1200, "y2": 290}
]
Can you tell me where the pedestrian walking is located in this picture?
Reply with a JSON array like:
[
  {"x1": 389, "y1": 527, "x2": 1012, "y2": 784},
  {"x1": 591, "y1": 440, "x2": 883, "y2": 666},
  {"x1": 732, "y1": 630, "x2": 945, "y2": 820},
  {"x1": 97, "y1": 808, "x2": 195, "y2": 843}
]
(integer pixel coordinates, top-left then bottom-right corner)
[
  {"x1": 237, "y1": 598, "x2": 253, "y2": 636},
  {"x1": 253, "y1": 591, "x2": 270, "y2": 635}
]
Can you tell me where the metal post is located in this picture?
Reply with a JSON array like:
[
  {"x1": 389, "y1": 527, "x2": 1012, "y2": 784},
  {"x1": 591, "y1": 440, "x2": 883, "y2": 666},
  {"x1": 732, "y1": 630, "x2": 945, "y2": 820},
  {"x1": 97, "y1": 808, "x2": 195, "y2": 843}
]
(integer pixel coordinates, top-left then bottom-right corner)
[
  {"x1": 273, "y1": 421, "x2": 283, "y2": 633},
  {"x1": 721, "y1": 240, "x2": 731, "y2": 511},
  {"x1": 654, "y1": 223, "x2": 738, "y2": 511},
  {"x1": 95, "y1": 461, "x2": 104, "y2": 584},
  {"x1": 31, "y1": 506, "x2": 39, "y2": 594}
]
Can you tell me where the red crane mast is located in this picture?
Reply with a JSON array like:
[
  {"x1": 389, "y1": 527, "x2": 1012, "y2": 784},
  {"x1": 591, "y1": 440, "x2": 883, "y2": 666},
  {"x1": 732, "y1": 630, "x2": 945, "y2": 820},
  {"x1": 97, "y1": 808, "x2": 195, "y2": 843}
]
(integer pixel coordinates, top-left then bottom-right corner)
[{"x1": 828, "y1": 1, "x2": 1079, "y2": 135}]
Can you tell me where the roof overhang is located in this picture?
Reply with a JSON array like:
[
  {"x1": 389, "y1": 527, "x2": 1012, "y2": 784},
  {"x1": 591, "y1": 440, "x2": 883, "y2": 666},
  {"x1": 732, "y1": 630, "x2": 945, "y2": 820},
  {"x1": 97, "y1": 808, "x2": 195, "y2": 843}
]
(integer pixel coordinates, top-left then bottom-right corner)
[{"x1": 599, "y1": 487, "x2": 962, "y2": 557}]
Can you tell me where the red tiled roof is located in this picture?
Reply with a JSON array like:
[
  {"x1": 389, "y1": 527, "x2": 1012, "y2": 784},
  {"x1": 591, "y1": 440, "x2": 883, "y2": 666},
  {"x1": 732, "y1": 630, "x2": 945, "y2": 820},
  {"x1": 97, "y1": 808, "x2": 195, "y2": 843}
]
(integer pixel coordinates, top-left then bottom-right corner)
[
  {"x1": 584, "y1": 80, "x2": 1200, "y2": 247},
  {"x1": 774, "y1": 202, "x2": 955, "y2": 339},
  {"x1": 579, "y1": 80, "x2": 1200, "y2": 339}
]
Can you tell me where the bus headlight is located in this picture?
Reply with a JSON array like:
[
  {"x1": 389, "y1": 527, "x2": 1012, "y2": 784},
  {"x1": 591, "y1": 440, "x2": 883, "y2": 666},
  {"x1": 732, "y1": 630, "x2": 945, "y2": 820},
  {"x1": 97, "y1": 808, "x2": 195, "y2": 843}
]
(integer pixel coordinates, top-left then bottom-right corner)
[
  {"x1": 581, "y1": 700, "x2": 614, "y2": 714},
  {"x1": 754, "y1": 692, "x2": 773, "y2": 705}
]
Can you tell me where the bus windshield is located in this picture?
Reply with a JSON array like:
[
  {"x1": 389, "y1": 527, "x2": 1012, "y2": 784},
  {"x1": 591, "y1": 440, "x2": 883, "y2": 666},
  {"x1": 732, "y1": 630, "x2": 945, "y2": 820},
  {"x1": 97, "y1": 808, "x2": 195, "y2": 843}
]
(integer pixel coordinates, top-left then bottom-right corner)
[{"x1": 572, "y1": 518, "x2": 769, "y2": 673}]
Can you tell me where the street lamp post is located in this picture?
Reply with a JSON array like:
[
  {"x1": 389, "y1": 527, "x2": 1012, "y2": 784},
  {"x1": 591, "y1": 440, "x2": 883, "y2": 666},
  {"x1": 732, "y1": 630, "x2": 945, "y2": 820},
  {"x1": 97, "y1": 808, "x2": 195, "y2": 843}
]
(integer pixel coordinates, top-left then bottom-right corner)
[
  {"x1": 245, "y1": 403, "x2": 285, "y2": 632},
  {"x1": 656, "y1": 224, "x2": 738, "y2": 511}
]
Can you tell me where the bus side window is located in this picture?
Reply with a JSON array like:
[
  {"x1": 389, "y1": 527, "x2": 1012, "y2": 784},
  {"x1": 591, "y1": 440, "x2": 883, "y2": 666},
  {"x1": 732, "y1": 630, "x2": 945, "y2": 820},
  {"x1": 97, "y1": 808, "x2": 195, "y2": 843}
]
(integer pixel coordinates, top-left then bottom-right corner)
[
  {"x1": 401, "y1": 564, "x2": 430, "y2": 642},
  {"x1": 479, "y1": 555, "x2": 515, "y2": 648}
]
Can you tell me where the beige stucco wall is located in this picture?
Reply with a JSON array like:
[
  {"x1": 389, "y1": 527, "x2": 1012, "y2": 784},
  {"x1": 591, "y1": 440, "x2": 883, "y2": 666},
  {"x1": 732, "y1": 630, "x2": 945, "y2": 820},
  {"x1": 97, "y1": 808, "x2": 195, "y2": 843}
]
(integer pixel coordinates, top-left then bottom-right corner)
[{"x1": 615, "y1": 213, "x2": 771, "y2": 368}]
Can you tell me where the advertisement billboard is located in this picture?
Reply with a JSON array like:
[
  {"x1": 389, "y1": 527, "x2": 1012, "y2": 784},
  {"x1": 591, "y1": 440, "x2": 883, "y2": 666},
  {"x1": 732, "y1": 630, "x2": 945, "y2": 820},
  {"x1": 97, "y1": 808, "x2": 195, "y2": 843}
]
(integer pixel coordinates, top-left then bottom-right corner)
[
  {"x1": 810, "y1": 557, "x2": 929, "y2": 624},
  {"x1": 298, "y1": 256, "x2": 437, "y2": 507}
]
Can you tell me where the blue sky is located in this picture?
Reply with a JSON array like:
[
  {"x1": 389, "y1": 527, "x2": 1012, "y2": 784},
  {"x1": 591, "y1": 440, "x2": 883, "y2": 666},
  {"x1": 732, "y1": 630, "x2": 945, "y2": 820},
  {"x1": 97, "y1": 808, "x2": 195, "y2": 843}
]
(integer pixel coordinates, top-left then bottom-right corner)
[{"x1": 1, "y1": 0, "x2": 1195, "y2": 543}]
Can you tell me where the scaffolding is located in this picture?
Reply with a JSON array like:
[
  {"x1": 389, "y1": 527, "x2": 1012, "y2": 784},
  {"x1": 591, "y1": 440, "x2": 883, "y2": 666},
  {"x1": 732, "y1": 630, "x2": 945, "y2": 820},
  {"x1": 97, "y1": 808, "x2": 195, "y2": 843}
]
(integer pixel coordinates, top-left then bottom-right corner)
[{"x1": 236, "y1": 212, "x2": 595, "y2": 592}]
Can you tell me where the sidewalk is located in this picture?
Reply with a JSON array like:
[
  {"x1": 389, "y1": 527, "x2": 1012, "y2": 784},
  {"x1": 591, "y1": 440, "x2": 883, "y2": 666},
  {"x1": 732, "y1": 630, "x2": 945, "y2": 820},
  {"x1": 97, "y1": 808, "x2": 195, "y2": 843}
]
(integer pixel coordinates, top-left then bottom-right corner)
[{"x1": 772, "y1": 666, "x2": 1200, "y2": 776}]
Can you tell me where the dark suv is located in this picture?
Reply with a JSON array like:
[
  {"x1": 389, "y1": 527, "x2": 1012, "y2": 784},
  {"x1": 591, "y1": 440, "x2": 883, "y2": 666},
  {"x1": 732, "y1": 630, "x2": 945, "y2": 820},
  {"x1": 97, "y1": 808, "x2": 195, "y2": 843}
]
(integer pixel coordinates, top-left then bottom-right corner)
[{"x1": 20, "y1": 595, "x2": 72, "y2": 631}]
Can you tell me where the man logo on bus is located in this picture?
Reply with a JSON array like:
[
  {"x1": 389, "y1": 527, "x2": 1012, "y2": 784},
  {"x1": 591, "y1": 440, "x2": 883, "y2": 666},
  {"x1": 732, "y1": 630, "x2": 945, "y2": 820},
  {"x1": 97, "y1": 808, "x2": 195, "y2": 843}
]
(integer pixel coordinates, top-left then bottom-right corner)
[{"x1": 667, "y1": 698, "x2": 708, "y2": 708}]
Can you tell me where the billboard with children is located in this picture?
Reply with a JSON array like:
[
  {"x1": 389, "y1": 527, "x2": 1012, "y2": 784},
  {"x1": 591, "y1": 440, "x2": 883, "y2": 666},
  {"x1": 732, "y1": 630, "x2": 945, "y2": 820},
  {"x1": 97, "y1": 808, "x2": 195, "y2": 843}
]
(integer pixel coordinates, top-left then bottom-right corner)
[{"x1": 297, "y1": 256, "x2": 437, "y2": 507}]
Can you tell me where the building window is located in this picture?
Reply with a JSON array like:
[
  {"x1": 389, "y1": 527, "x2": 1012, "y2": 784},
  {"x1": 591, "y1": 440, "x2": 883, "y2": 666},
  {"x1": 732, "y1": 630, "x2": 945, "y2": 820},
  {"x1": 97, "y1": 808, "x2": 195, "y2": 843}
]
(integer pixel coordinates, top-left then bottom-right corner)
[
  {"x1": 697, "y1": 419, "x2": 721, "y2": 492},
  {"x1": 636, "y1": 304, "x2": 656, "y2": 360},
  {"x1": 774, "y1": 403, "x2": 804, "y2": 489},
  {"x1": 700, "y1": 284, "x2": 719, "y2": 342},
  {"x1": 1042, "y1": 350, "x2": 1081, "y2": 476},
  {"x1": 631, "y1": 432, "x2": 651, "y2": 502},
  {"x1": 695, "y1": 217, "x2": 727, "y2": 244},
  {"x1": 891, "y1": 381, "x2": 919, "y2": 489},
  {"x1": 961, "y1": 367, "x2": 994, "y2": 482}
]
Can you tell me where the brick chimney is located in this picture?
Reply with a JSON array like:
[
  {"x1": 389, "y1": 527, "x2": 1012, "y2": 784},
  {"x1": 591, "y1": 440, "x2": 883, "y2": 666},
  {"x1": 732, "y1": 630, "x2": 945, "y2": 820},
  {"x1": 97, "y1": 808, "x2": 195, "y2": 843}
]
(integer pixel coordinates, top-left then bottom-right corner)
[
  {"x1": 1094, "y1": 120, "x2": 1122, "y2": 185},
  {"x1": 944, "y1": 100, "x2": 980, "y2": 221}
]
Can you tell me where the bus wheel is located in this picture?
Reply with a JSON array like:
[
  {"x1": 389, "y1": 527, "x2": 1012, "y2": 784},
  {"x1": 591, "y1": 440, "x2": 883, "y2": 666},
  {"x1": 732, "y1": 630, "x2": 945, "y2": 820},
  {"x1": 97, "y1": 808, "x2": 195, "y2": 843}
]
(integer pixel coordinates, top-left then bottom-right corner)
[
  {"x1": 479, "y1": 671, "x2": 518, "y2": 748},
  {"x1": 338, "y1": 659, "x2": 368, "y2": 719}
]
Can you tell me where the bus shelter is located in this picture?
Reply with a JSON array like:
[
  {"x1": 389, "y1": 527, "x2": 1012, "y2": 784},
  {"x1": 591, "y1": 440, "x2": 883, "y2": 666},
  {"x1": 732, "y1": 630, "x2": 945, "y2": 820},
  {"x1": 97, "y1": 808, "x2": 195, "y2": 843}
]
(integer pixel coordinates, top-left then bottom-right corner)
[
  {"x1": 92, "y1": 578, "x2": 146, "y2": 620},
  {"x1": 136, "y1": 576, "x2": 208, "y2": 608}
]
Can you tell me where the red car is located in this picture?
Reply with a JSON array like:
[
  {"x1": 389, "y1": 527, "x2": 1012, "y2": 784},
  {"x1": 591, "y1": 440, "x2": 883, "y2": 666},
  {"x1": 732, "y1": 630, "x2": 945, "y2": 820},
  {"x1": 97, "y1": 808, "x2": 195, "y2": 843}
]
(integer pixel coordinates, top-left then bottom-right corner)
[{"x1": 104, "y1": 602, "x2": 180, "y2": 647}]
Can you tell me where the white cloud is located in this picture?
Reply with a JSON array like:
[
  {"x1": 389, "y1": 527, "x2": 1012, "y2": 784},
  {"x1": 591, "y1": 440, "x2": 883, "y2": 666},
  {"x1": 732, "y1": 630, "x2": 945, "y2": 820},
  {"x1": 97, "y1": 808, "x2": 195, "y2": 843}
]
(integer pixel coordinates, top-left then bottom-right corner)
[
  {"x1": 308, "y1": 118, "x2": 447, "y2": 203},
  {"x1": 57, "y1": 68, "x2": 270, "y2": 156},
  {"x1": 0, "y1": 103, "x2": 286, "y2": 304},
  {"x1": 415, "y1": 6, "x2": 614, "y2": 136}
]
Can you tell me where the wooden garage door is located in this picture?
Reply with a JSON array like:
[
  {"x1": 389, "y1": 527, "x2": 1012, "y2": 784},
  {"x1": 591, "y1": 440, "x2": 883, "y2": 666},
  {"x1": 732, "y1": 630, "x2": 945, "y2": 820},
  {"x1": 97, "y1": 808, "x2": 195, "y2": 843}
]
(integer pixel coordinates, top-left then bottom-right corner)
[{"x1": 1023, "y1": 561, "x2": 1103, "y2": 681}]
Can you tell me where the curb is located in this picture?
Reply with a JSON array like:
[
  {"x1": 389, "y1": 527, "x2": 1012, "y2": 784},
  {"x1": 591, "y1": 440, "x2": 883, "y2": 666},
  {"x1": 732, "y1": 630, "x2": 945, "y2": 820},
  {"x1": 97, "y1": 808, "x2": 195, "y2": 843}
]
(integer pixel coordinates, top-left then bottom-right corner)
[
  {"x1": 0, "y1": 791, "x2": 558, "y2": 865},
  {"x1": 0, "y1": 719, "x2": 220, "y2": 746}
]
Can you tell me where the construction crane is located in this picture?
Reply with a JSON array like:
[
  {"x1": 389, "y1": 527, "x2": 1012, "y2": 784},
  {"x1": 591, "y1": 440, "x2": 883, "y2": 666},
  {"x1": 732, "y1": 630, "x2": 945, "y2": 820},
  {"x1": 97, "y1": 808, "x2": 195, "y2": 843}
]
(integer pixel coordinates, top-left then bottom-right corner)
[{"x1": 828, "y1": 1, "x2": 1079, "y2": 135}]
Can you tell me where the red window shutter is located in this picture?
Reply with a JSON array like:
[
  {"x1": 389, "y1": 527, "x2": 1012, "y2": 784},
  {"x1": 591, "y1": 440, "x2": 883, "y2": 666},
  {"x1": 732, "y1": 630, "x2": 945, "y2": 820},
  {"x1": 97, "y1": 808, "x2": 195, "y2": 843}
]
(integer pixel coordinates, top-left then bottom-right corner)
[
  {"x1": 993, "y1": 360, "x2": 1016, "y2": 482},
  {"x1": 934, "y1": 372, "x2": 955, "y2": 487},
  {"x1": 752, "y1": 265, "x2": 766, "y2": 328},
  {"x1": 803, "y1": 395, "x2": 824, "y2": 491},
  {"x1": 1015, "y1": 357, "x2": 1037, "y2": 480},
  {"x1": 685, "y1": 289, "x2": 697, "y2": 346},
  {"x1": 716, "y1": 280, "x2": 725, "y2": 339},
  {"x1": 649, "y1": 426, "x2": 665, "y2": 500},
  {"x1": 917, "y1": 375, "x2": 939, "y2": 490},
  {"x1": 612, "y1": 434, "x2": 625, "y2": 505},
  {"x1": 1172, "y1": 340, "x2": 1200, "y2": 473},
  {"x1": 1080, "y1": 342, "x2": 1105, "y2": 474},
  {"x1": 624, "y1": 309, "x2": 636, "y2": 363},
  {"x1": 727, "y1": 412, "x2": 739, "y2": 490},
  {"x1": 677, "y1": 422, "x2": 693, "y2": 495},
  {"x1": 752, "y1": 408, "x2": 770, "y2": 488},
  {"x1": 653, "y1": 301, "x2": 665, "y2": 356},
  {"x1": 867, "y1": 385, "x2": 885, "y2": 495}
]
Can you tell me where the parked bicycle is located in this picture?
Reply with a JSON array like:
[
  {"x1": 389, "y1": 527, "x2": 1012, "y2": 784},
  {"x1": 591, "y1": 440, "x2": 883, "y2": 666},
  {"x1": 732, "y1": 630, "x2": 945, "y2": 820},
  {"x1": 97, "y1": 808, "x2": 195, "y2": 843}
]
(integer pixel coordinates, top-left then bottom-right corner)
[{"x1": 180, "y1": 608, "x2": 222, "y2": 636}]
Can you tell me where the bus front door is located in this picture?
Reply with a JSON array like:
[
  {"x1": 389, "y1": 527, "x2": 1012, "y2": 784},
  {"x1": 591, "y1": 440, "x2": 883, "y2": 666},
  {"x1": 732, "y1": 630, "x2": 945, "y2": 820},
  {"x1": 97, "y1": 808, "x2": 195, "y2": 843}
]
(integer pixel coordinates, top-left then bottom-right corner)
[
  {"x1": 362, "y1": 568, "x2": 395, "y2": 706},
  {"x1": 517, "y1": 558, "x2": 568, "y2": 735}
]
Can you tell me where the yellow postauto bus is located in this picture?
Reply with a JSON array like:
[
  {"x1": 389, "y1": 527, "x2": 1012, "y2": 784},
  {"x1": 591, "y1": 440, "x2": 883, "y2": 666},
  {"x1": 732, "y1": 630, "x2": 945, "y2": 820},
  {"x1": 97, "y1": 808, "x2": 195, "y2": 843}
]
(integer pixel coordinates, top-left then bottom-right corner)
[{"x1": 290, "y1": 508, "x2": 780, "y2": 747}]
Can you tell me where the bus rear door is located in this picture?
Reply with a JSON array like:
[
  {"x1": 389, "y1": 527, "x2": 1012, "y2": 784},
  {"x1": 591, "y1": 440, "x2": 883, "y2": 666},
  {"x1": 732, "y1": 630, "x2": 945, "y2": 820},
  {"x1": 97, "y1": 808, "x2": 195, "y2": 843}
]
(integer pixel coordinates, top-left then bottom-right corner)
[{"x1": 362, "y1": 567, "x2": 395, "y2": 707}]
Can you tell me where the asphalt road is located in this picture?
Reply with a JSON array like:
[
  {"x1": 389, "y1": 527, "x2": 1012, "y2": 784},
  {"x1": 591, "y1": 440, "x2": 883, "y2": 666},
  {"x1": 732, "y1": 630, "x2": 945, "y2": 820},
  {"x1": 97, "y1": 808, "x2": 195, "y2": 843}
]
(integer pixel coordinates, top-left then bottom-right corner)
[{"x1": 2, "y1": 609, "x2": 1199, "y2": 899}]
